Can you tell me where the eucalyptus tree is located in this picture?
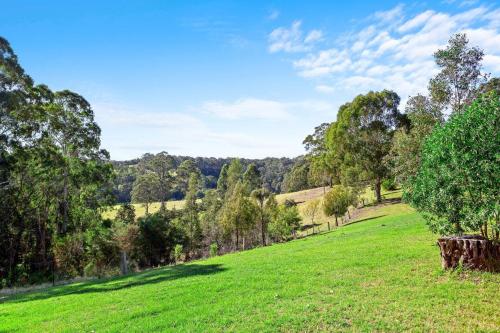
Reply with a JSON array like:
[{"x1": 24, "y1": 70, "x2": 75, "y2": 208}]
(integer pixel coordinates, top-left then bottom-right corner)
[
  {"x1": 327, "y1": 90, "x2": 404, "y2": 202},
  {"x1": 251, "y1": 188, "x2": 271, "y2": 246},
  {"x1": 429, "y1": 33, "x2": 488, "y2": 114}
]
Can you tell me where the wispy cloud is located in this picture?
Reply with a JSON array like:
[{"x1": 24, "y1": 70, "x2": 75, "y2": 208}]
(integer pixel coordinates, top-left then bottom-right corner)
[
  {"x1": 270, "y1": 4, "x2": 500, "y2": 102},
  {"x1": 199, "y1": 97, "x2": 333, "y2": 120},
  {"x1": 268, "y1": 20, "x2": 323, "y2": 53},
  {"x1": 268, "y1": 9, "x2": 280, "y2": 21}
]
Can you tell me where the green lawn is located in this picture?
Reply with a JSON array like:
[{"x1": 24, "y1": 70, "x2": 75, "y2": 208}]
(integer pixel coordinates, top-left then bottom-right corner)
[{"x1": 2, "y1": 203, "x2": 499, "y2": 332}]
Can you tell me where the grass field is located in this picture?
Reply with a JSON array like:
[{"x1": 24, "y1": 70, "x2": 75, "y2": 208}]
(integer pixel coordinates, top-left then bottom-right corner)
[{"x1": 2, "y1": 201, "x2": 499, "y2": 332}]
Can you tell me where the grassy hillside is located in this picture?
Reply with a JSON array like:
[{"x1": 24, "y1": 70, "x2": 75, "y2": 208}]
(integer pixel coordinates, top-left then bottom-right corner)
[{"x1": 2, "y1": 202, "x2": 499, "y2": 332}]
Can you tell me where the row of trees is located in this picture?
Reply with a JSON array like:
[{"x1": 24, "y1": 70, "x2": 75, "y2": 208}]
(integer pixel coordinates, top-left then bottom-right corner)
[
  {"x1": 302, "y1": 33, "x2": 499, "y2": 240},
  {"x1": 112, "y1": 154, "x2": 297, "y2": 203},
  {"x1": 109, "y1": 158, "x2": 304, "y2": 275}
]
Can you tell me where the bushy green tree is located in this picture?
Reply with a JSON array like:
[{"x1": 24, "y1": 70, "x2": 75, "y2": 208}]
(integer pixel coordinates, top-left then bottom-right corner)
[
  {"x1": 268, "y1": 205, "x2": 302, "y2": 242},
  {"x1": 131, "y1": 172, "x2": 161, "y2": 215},
  {"x1": 323, "y1": 185, "x2": 350, "y2": 228},
  {"x1": 408, "y1": 92, "x2": 499, "y2": 239}
]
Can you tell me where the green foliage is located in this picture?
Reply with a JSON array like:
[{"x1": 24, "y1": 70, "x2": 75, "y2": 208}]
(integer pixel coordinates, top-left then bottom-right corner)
[
  {"x1": 243, "y1": 163, "x2": 261, "y2": 193},
  {"x1": 174, "y1": 244, "x2": 183, "y2": 263},
  {"x1": 268, "y1": 205, "x2": 302, "y2": 242},
  {"x1": 2, "y1": 204, "x2": 500, "y2": 332},
  {"x1": 381, "y1": 178, "x2": 396, "y2": 191},
  {"x1": 115, "y1": 203, "x2": 136, "y2": 224},
  {"x1": 131, "y1": 172, "x2": 161, "y2": 214},
  {"x1": 209, "y1": 243, "x2": 218, "y2": 257},
  {"x1": 282, "y1": 157, "x2": 311, "y2": 192},
  {"x1": 429, "y1": 33, "x2": 487, "y2": 114},
  {"x1": 408, "y1": 92, "x2": 500, "y2": 239},
  {"x1": 324, "y1": 90, "x2": 404, "y2": 202},
  {"x1": 323, "y1": 185, "x2": 351, "y2": 227}
]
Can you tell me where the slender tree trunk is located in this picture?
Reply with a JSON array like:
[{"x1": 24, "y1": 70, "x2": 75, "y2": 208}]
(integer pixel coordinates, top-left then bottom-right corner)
[
  {"x1": 328, "y1": 221, "x2": 331, "y2": 231},
  {"x1": 375, "y1": 177, "x2": 382, "y2": 203},
  {"x1": 235, "y1": 229, "x2": 239, "y2": 251},
  {"x1": 120, "y1": 251, "x2": 128, "y2": 275},
  {"x1": 145, "y1": 202, "x2": 149, "y2": 215},
  {"x1": 347, "y1": 209, "x2": 351, "y2": 219},
  {"x1": 260, "y1": 204, "x2": 266, "y2": 246},
  {"x1": 335, "y1": 215, "x2": 339, "y2": 227}
]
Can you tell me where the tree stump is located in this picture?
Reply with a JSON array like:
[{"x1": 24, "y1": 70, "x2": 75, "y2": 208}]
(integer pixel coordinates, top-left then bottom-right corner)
[{"x1": 437, "y1": 235, "x2": 500, "y2": 272}]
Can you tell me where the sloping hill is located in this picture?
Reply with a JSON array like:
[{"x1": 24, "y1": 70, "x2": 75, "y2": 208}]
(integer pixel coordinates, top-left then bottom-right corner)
[{"x1": 2, "y1": 202, "x2": 499, "y2": 332}]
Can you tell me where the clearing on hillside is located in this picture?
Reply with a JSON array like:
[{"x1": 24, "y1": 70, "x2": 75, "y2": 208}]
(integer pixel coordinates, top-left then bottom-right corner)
[{"x1": 2, "y1": 201, "x2": 499, "y2": 332}]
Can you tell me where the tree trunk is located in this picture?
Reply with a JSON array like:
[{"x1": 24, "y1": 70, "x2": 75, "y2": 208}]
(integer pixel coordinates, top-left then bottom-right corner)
[
  {"x1": 235, "y1": 229, "x2": 239, "y2": 251},
  {"x1": 375, "y1": 177, "x2": 382, "y2": 203},
  {"x1": 335, "y1": 215, "x2": 338, "y2": 227},
  {"x1": 328, "y1": 221, "x2": 331, "y2": 231},
  {"x1": 437, "y1": 236, "x2": 500, "y2": 272},
  {"x1": 260, "y1": 207, "x2": 266, "y2": 246},
  {"x1": 145, "y1": 202, "x2": 149, "y2": 215},
  {"x1": 120, "y1": 251, "x2": 128, "y2": 275}
]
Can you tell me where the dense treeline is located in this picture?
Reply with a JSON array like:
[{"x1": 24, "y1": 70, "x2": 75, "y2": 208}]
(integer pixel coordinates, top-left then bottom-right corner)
[
  {"x1": 0, "y1": 36, "x2": 302, "y2": 287},
  {"x1": 0, "y1": 37, "x2": 114, "y2": 286},
  {"x1": 112, "y1": 155, "x2": 296, "y2": 203}
]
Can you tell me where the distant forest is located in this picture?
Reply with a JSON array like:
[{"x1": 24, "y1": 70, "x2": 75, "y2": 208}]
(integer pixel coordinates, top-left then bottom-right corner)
[{"x1": 112, "y1": 155, "x2": 299, "y2": 202}]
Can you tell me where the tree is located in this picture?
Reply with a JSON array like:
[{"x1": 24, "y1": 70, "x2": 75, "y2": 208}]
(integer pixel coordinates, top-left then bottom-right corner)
[
  {"x1": 323, "y1": 185, "x2": 350, "y2": 229},
  {"x1": 303, "y1": 122, "x2": 330, "y2": 155},
  {"x1": 181, "y1": 172, "x2": 202, "y2": 257},
  {"x1": 226, "y1": 159, "x2": 244, "y2": 194},
  {"x1": 268, "y1": 205, "x2": 302, "y2": 242},
  {"x1": 388, "y1": 95, "x2": 443, "y2": 187},
  {"x1": 251, "y1": 188, "x2": 271, "y2": 246},
  {"x1": 115, "y1": 203, "x2": 136, "y2": 224},
  {"x1": 141, "y1": 152, "x2": 175, "y2": 209},
  {"x1": 243, "y1": 163, "x2": 261, "y2": 194},
  {"x1": 219, "y1": 181, "x2": 257, "y2": 250},
  {"x1": 131, "y1": 172, "x2": 161, "y2": 215},
  {"x1": 429, "y1": 33, "x2": 487, "y2": 114},
  {"x1": 304, "y1": 199, "x2": 320, "y2": 234},
  {"x1": 216, "y1": 163, "x2": 229, "y2": 196},
  {"x1": 175, "y1": 159, "x2": 200, "y2": 197},
  {"x1": 327, "y1": 90, "x2": 404, "y2": 202},
  {"x1": 408, "y1": 92, "x2": 499, "y2": 240},
  {"x1": 282, "y1": 157, "x2": 310, "y2": 192}
]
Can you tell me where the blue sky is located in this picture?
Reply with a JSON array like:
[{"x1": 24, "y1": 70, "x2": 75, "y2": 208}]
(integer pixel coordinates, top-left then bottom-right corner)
[{"x1": 2, "y1": 1, "x2": 499, "y2": 160}]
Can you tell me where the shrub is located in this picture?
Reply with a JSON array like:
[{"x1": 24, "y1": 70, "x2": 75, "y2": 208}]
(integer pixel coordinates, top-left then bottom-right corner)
[
  {"x1": 268, "y1": 205, "x2": 302, "y2": 241},
  {"x1": 209, "y1": 243, "x2": 218, "y2": 257},
  {"x1": 323, "y1": 185, "x2": 350, "y2": 228},
  {"x1": 174, "y1": 244, "x2": 184, "y2": 263},
  {"x1": 408, "y1": 92, "x2": 499, "y2": 239},
  {"x1": 382, "y1": 178, "x2": 397, "y2": 191}
]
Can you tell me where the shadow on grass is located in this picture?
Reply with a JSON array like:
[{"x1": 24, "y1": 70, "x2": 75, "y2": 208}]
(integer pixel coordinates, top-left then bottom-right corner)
[
  {"x1": 300, "y1": 222, "x2": 322, "y2": 231},
  {"x1": 2, "y1": 263, "x2": 226, "y2": 304},
  {"x1": 343, "y1": 215, "x2": 387, "y2": 226}
]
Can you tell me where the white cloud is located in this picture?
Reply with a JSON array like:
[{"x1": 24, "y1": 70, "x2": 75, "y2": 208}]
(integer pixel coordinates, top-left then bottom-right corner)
[
  {"x1": 315, "y1": 85, "x2": 335, "y2": 94},
  {"x1": 200, "y1": 97, "x2": 334, "y2": 120},
  {"x1": 373, "y1": 4, "x2": 405, "y2": 23},
  {"x1": 273, "y1": 4, "x2": 500, "y2": 105},
  {"x1": 305, "y1": 29, "x2": 323, "y2": 43},
  {"x1": 268, "y1": 21, "x2": 323, "y2": 53},
  {"x1": 268, "y1": 9, "x2": 280, "y2": 20},
  {"x1": 201, "y1": 98, "x2": 290, "y2": 120}
]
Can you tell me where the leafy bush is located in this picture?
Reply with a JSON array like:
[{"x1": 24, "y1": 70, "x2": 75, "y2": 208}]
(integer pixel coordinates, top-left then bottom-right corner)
[
  {"x1": 209, "y1": 243, "x2": 218, "y2": 257},
  {"x1": 382, "y1": 178, "x2": 397, "y2": 191},
  {"x1": 174, "y1": 244, "x2": 184, "y2": 263},
  {"x1": 268, "y1": 205, "x2": 302, "y2": 241},
  {"x1": 408, "y1": 92, "x2": 499, "y2": 239}
]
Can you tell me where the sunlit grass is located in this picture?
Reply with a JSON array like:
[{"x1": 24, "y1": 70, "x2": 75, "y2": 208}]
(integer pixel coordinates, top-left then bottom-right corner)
[{"x1": 3, "y1": 201, "x2": 499, "y2": 332}]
